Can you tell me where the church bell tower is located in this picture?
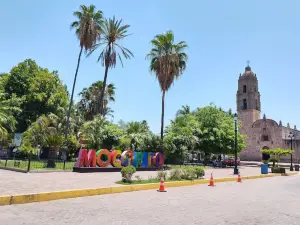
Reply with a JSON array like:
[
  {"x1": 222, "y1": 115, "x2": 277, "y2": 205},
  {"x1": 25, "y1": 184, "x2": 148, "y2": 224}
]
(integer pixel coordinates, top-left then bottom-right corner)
[{"x1": 236, "y1": 62, "x2": 261, "y2": 133}]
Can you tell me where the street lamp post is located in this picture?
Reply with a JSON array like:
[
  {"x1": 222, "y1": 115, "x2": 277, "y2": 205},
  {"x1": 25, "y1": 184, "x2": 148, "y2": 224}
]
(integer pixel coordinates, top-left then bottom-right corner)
[
  {"x1": 234, "y1": 113, "x2": 239, "y2": 175},
  {"x1": 288, "y1": 132, "x2": 294, "y2": 171}
]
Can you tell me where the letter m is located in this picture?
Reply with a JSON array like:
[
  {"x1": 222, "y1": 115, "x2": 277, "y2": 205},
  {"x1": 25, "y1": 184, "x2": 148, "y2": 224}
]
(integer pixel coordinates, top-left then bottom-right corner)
[{"x1": 78, "y1": 149, "x2": 96, "y2": 167}]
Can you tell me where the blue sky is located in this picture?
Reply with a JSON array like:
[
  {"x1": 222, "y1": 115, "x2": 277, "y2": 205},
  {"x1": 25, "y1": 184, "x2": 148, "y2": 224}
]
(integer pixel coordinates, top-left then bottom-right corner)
[{"x1": 1, "y1": 0, "x2": 300, "y2": 133}]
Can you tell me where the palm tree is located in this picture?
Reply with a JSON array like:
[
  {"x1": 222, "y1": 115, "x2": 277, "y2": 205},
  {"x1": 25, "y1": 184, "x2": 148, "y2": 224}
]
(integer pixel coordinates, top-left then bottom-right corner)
[
  {"x1": 146, "y1": 30, "x2": 188, "y2": 140},
  {"x1": 66, "y1": 5, "x2": 103, "y2": 141},
  {"x1": 176, "y1": 105, "x2": 191, "y2": 117},
  {"x1": 121, "y1": 120, "x2": 151, "y2": 151},
  {"x1": 102, "y1": 107, "x2": 114, "y2": 119},
  {"x1": 88, "y1": 16, "x2": 133, "y2": 115},
  {"x1": 124, "y1": 121, "x2": 150, "y2": 134},
  {"x1": 78, "y1": 81, "x2": 116, "y2": 120},
  {"x1": 0, "y1": 93, "x2": 21, "y2": 140}
]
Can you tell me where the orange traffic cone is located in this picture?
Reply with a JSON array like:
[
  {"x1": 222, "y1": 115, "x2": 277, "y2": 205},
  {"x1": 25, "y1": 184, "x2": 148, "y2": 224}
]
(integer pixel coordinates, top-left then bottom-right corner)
[
  {"x1": 208, "y1": 173, "x2": 215, "y2": 187},
  {"x1": 157, "y1": 177, "x2": 167, "y2": 192},
  {"x1": 237, "y1": 172, "x2": 242, "y2": 183}
]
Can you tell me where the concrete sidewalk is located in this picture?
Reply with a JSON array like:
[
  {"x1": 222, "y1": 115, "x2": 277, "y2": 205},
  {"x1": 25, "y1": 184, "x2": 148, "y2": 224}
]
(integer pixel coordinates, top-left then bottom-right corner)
[{"x1": 0, "y1": 167, "x2": 263, "y2": 196}]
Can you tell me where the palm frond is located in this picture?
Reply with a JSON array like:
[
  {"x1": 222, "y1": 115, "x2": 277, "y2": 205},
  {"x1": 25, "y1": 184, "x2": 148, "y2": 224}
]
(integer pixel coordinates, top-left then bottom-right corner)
[
  {"x1": 70, "y1": 4, "x2": 104, "y2": 51},
  {"x1": 88, "y1": 16, "x2": 133, "y2": 68},
  {"x1": 146, "y1": 30, "x2": 188, "y2": 92}
]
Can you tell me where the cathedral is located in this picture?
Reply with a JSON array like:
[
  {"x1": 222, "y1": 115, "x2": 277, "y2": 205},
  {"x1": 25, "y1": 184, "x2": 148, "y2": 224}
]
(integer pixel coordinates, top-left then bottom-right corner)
[{"x1": 237, "y1": 64, "x2": 300, "y2": 163}]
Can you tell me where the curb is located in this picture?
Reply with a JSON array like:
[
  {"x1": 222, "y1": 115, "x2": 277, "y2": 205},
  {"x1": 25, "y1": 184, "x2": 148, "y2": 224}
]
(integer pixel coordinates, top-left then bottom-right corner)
[{"x1": 0, "y1": 172, "x2": 298, "y2": 206}]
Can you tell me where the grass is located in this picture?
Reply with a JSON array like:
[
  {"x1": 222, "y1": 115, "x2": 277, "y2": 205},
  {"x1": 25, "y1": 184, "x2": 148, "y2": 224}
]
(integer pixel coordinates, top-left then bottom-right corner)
[{"x1": 0, "y1": 159, "x2": 75, "y2": 171}]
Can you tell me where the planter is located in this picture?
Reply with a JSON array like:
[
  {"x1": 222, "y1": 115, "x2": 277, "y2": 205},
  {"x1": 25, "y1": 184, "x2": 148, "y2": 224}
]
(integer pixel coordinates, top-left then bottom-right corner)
[
  {"x1": 271, "y1": 167, "x2": 286, "y2": 174},
  {"x1": 47, "y1": 147, "x2": 58, "y2": 168},
  {"x1": 280, "y1": 167, "x2": 286, "y2": 174}
]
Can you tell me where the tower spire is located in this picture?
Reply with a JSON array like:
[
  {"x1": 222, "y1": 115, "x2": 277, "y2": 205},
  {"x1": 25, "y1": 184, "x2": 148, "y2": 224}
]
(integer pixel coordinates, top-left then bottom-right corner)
[
  {"x1": 246, "y1": 60, "x2": 250, "y2": 67},
  {"x1": 245, "y1": 60, "x2": 251, "y2": 72}
]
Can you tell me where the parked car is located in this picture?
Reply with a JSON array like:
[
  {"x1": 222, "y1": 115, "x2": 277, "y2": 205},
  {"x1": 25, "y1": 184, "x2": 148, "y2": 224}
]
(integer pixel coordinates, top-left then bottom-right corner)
[{"x1": 222, "y1": 158, "x2": 240, "y2": 167}]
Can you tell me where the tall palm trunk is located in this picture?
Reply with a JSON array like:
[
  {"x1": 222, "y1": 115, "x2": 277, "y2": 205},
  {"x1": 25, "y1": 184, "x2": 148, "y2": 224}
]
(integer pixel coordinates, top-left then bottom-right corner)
[
  {"x1": 99, "y1": 46, "x2": 111, "y2": 115},
  {"x1": 160, "y1": 90, "x2": 166, "y2": 140},
  {"x1": 64, "y1": 46, "x2": 83, "y2": 144}
]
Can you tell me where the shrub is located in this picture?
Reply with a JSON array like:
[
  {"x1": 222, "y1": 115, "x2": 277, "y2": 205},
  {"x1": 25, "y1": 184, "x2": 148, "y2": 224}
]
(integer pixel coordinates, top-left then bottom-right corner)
[
  {"x1": 271, "y1": 167, "x2": 285, "y2": 174},
  {"x1": 168, "y1": 168, "x2": 182, "y2": 180},
  {"x1": 156, "y1": 170, "x2": 167, "y2": 180},
  {"x1": 121, "y1": 166, "x2": 136, "y2": 183},
  {"x1": 181, "y1": 166, "x2": 196, "y2": 180},
  {"x1": 194, "y1": 166, "x2": 205, "y2": 178}
]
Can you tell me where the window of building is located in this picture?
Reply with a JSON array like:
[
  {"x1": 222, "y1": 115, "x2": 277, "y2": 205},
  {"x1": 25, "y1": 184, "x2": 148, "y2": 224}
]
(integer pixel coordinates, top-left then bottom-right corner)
[
  {"x1": 262, "y1": 135, "x2": 269, "y2": 141},
  {"x1": 243, "y1": 85, "x2": 247, "y2": 93},
  {"x1": 256, "y1": 100, "x2": 259, "y2": 110},
  {"x1": 243, "y1": 99, "x2": 247, "y2": 109}
]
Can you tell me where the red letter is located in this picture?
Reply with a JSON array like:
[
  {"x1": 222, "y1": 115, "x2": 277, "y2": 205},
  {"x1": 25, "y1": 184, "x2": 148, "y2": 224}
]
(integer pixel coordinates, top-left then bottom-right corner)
[
  {"x1": 79, "y1": 149, "x2": 96, "y2": 167},
  {"x1": 153, "y1": 152, "x2": 165, "y2": 167}
]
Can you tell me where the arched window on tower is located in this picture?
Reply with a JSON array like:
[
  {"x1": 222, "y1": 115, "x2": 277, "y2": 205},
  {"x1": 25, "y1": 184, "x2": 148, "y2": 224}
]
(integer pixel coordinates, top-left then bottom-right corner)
[
  {"x1": 243, "y1": 85, "x2": 247, "y2": 93},
  {"x1": 256, "y1": 100, "x2": 259, "y2": 110}
]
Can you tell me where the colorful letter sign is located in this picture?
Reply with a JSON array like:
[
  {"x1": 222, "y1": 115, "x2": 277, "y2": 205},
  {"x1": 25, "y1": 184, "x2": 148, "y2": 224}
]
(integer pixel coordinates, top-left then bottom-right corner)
[{"x1": 76, "y1": 149, "x2": 165, "y2": 168}]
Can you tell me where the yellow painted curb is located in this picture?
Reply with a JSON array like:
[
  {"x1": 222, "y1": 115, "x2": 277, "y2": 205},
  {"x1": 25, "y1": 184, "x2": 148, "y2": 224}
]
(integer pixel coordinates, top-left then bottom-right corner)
[{"x1": 0, "y1": 172, "x2": 298, "y2": 206}]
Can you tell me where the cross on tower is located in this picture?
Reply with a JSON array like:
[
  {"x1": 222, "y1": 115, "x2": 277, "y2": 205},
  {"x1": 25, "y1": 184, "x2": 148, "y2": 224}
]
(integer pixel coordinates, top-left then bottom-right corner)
[{"x1": 246, "y1": 60, "x2": 250, "y2": 67}]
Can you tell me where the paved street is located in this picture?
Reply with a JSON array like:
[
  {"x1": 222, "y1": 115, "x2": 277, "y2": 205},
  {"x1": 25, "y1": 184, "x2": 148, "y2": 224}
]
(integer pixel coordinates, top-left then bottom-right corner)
[
  {"x1": 0, "y1": 167, "x2": 262, "y2": 195},
  {"x1": 1, "y1": 174, "x2": 299, "y2": 225}
]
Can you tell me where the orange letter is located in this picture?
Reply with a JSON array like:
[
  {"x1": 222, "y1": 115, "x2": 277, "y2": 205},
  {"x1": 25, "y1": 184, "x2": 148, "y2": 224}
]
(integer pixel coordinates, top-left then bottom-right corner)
[
  {"x1": 110, "y1": 150, "x2": 122, "y2": 168},
  {"x1": 96, "y1": 149, "x2": 111, "y2": 167}
]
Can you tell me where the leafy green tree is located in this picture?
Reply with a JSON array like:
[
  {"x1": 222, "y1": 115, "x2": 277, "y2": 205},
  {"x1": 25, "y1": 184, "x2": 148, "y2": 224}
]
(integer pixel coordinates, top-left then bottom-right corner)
[
  {"x1": 164, "y1": 105, "x2": 246, "y2": 162},
  {"x1": 20, "y1": 113, "x2": 79, "y2": 160},
  {"x1": 88, "y1": 16, "x2": 133, "y2": 115},
  {"x1": 261, "y1": 148, "x2": 294, "y2": 165},
  {"x1": 81, "y1": 115, "x2": 123, "y2": 149},
  {"x1": 2, "y1": 59, "x2": 69, "y2": 132},
  {"x1": 123, "y1": 120, "x2": 150, "y2": 134},
  {"x1": 138, "y1": 133, "x2": 162, "y2": 152},
  {"x1": 78, "y1": 81, "x2": 115, "y2": 120},
  {"x1": 146, "y1": 30, "x2": 188, "y2": 140},
  {"x1": 19, "y1": 115, "x2": 51, "y2": 155},
  {"x1": 66, "y1": 5, "x2": 104, "y2": 139},
  {"x1": 164, "y1": 114, "x2": 201, "y2": 163},
  {"x1": 193, "y1": 105, "x2": 246, "y2": 156},
  {"x1": 118, "y1": 120, "x2": 150, "y2": 151},
  {"x1": 116, "y1": 120, "x2": 161, "y2": 152},
  {"x1": 176, "y1": 105, "x2": 191, "y2": 117}
]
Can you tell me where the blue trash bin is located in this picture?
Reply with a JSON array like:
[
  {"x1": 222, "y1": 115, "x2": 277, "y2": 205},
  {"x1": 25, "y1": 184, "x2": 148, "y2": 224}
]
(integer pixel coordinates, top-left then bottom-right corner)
[{"x1": 261, "y1": 164, "x2": 268, "y2": 174}]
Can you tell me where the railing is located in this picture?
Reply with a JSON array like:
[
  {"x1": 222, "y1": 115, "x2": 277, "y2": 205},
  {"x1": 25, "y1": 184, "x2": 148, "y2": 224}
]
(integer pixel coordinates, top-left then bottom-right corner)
[{"x1": 0, "y1": 157, "x2": 76, "y2": 172}]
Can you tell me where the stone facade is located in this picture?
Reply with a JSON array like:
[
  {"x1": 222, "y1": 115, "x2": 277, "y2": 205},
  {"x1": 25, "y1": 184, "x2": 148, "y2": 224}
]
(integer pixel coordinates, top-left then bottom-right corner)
[{"x1": 237, "y1": 65, "x2": 300, "y2": 162}]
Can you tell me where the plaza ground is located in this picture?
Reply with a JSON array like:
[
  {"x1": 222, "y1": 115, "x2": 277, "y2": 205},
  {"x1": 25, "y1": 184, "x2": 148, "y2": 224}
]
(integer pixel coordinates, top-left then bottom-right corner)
[
  {"x1": 1, "y1": 166, "x2": 264, "y2": 195},
  {"x1": 1, "y1": 173, "x2": 299, "y2": 225}
]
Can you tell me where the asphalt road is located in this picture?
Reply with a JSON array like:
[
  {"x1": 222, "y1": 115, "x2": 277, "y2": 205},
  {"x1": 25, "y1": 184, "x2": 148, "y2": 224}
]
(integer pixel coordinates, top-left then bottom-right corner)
[{"x1": 1, "y1": 174, "x2": 300, "y2": 225}]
